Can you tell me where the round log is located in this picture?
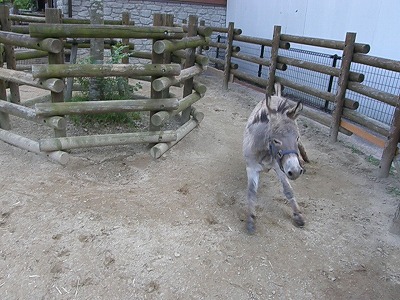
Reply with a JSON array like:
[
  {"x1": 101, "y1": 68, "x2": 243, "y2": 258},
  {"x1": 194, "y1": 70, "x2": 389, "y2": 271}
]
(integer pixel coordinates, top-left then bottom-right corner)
[
  {"x1": 0, "y1": 68, "x2": 64, "y2": 93},
  {"x1": 153, "y1": 36, "x2": 209, "y2": 54},
  {"x1": 39, "y1": 131, "x2": 178, "y2": 151},
  {"x1": 234, "y1": 34, "x2": 290, "y2": 49},
  {"x1": 193, "y1": 81, "x2": 207, "y2": 96},
  {"x1": 280, "y1": 34, "x2": 369, "y2": 53},
  {"x1": 29, "y1": 24, "x2": 185, "y2": 39},
  {"x1": 152, "y1": 64, "x2": 204, "y2": 92},
  {"x1": 150, "y1": 117, "x2": 201, "y2": 159},
  {"x1": 151, "y1": 92, "x2": 202, "y2": 126},
  {"x1": 173, "y1": 50, "x2": 209, "y2": 66},
  {"x1": 34, "y1": 98, "x2": 179, "y2": 117},
  {"x1": 0, "y1": 99, "x2": 66, "y2": 130},
  {"x1": 15, "y1": 50, "x2": 48, "y2": 61},
  {"x1": 0, "y1": 31, "x2": 62, "y2": 53},
  {"x1": 0, "y1": 128, "x2": 69, "y2": 165},
  {"x1": 32, "y1": 63, "x2": 182, "y2": 78},
  {"x1": 22, "y1": 94, "x2": 52, "y2": 107}
]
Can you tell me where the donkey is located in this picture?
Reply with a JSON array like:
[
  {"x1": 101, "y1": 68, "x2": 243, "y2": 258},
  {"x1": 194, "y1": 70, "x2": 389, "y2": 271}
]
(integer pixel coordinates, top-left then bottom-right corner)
[{"x1": 243, "y1": 83, "x2": 305, "y2": 234}]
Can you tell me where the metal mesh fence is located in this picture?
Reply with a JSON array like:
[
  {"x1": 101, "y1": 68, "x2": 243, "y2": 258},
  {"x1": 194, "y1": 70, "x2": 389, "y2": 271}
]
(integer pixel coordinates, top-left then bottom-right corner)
[{"x1": 208, "y1": 34, "x2": 399, "y2": 126}]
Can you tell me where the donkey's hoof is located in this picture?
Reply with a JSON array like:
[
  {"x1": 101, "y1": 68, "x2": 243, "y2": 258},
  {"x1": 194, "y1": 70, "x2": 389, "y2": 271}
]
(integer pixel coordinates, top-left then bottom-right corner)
[
  {"x1": 247, "y1": 215, "x2": 256, "y2": 234},
  {"x1": 293, "y1": 213, "x2": 305, "y2": 227}
]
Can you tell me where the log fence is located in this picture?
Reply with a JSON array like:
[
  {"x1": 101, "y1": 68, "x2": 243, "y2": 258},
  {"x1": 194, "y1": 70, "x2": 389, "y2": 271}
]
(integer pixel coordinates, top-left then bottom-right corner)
[
  {"x1": 206, "y1": 23, "x2": 399, "y2": 178},
  {"x1": 0, "y1": 6, "x2": 210, "y2": 164}
]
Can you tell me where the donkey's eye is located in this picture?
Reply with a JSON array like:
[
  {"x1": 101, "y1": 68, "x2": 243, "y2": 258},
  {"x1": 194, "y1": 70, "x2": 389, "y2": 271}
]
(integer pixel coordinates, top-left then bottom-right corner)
[
  {"x1": 297, "y1": 136, "x2": 300, "y2": 141},
  {"x1": 273, "y1": 139, "x2": 282, "y2": 145}
]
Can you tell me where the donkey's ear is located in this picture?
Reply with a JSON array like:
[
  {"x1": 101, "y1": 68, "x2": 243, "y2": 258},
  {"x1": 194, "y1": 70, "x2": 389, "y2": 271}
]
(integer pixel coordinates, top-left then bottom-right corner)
[
  {"x1": 274, "y1": 83, "x2": 282, "y2": 97},
  {"x1": 264, "y1": 96, "x2": 273, "y2": 113},
  {"x1": 287, "y1": 101, "x2": 303, "y2": 119}
]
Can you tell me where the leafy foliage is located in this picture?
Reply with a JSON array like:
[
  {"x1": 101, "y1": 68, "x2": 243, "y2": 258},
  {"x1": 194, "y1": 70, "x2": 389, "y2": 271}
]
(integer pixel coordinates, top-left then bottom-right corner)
[{"x1": 70, "y1": 43, "x2": 143, "y2": 126}]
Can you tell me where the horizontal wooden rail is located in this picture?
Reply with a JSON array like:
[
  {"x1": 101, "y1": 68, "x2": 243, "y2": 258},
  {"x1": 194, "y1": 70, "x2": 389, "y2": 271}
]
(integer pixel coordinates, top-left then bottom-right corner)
[
  {"x1": 152, "y1": 64, "x2": 205, "y2": 92},
  {"x1": 150, "y1": 116, "x2": 202, "y2": 159},
  {"x1": 15, "y1": 49, "x2": 48, "y2": 60},
  {"x1": 231, "y1": 69, "x2": 267, "y2": 87},
  {"x1": 208, "y1": 57, "x2": 238, "y2": 69},
  {"x1": 208, "y1": 26, "x2": 242, "y2": 35},
  {"x1": 32, "y1": 64, "x2": 182, "y2": 78},
  {"x1": 39, "y1": 131, "x2": 178, "y2": 151},
  {"x1": 278, "y1": 56, "x2": 364, "y2": 82},
  {"x1": 234, "y1": 34, "x2": 290, "y2": 50},
  {"x1": 347, "y1": 82, "x2": 398, "y2": 107},
  {"x1": 0, "y1": 99, "x2": 66, "y2": 130},
  {"x1": 0, "y1": 128, "x2": 69, "y2": 165},
  {"x1": 0, "y1": 68, "x2": 64, "y2": 92},
  {"x1": 173, "y1": 50, "x2": 209, "y2": 66},
  {"x1": 181, "y1": 24, "x2": 213, "y2": 37},
  {"x1": 151, "y1": 92, "x2": 202, "y2": 126},
  {"x1": 128, "y1": 51, "x2": 152, "y2": 60},
  {"x1": 0, "y1": 31, "x2": 62, "y2": 53},
  {"x1": 276, "y1": 76, "x2": 359, "y2": 110},
  {"x1": 34, "y1": 98, "x2": 179, "y2": 117},
  {"x1": 153, "y1": 36, "x2": 209, "y2": 54},
  {"x1": 232, "y1": 52, "x2": 287, "y2": 71},
  {"x1": 10, "y1": 25, "x2": 29, "y2": 34},
  {"x1": 280, "y1": 34, "x2": 370, "y2": 53},
  {"x1": 10, "y1": 14, "x2": 135, "y2": 25},
  {"x1": 208, "y1": 41, "x2": 240, "y2": 52},
  {"x1": 342, "y1": 108, "x2": 389, "y2": 137},
  {"x1": 352, "y1": 53, "x2": 400, "y2": 72},
  {"x1": 29, "y1": 24, "x2": 185, "y2": 39}
]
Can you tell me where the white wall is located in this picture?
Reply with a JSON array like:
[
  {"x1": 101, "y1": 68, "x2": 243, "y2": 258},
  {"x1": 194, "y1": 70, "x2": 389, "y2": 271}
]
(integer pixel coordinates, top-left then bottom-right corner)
[{"x1": 227, "y1": 0, "x2": 400, "y2": 60}]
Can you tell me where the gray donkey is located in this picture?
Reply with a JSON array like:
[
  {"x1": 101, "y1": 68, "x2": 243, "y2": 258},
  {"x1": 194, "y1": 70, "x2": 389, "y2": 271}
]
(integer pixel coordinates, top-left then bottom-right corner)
[{"x1": 243, "y1": 83, "x2": 305, "y2": 234}]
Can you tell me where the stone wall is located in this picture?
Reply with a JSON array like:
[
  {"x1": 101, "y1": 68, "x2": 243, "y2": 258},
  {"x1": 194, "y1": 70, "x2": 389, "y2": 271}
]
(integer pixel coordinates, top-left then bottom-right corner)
[{"x1": 55, "y1": 0, "x2": 226, "y2": 58}]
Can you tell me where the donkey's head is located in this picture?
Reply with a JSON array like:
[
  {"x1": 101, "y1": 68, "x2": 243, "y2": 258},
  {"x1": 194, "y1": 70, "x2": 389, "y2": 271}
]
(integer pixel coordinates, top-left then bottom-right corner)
[{"x1": 266, "y1": 96, "x2": 304, "y2": 180}]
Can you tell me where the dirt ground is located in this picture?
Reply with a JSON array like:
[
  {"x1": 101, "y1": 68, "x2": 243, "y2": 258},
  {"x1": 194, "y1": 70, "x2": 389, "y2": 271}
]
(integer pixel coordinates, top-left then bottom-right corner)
[{"x1": 1, "y1": 70, "x2": 399, "y2": 300}]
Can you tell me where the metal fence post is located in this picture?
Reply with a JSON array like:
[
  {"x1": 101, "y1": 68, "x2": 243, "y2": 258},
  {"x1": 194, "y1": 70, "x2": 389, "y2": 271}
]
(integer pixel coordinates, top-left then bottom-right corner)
[
  {"x1": 258, "y1": 45, "x2": 265, "y2": 77},
  {"x1": 324, "y1": 54, "x2": 340, "y2": 111}
]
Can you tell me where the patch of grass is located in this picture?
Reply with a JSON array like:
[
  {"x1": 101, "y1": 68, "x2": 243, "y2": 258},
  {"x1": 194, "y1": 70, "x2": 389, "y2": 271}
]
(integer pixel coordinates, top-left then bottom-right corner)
[
  {"x1": 68, "y1": 94, "x2": 142, "y2": 127},
  {"x1": 366, "y1": 155, "x2": 380, "y2": 166},
  {"x1": 387, "y1": 186, "x2": 400, "y2": 197},
  {"x1": 69, "y1": 43, "x2": 143, "y2": 127},
  {"x1": 349, "y1": 145, "x2": 364, "y2": 155}
]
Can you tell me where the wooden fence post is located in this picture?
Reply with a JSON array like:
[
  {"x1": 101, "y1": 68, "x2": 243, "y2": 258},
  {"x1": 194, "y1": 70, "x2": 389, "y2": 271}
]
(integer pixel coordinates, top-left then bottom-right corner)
[
  {"x1": 222, "y1": 22, "x2": 234, "y2": 90},
  {"x1": 45, "y1": 8, "x2": 66, "y2": 138},
  {"x1": 378, "y1": 98, "x2": 400, "y2": 177},
  {"x1": 150, "y1": 13, "x2": 165, "y2": 132},
  {"x1": 266, "y1": 25, "x2": 281, "y2": 96},
  {"x1": 329, "y1": 32, "x2": 356, "y2": 142},
  {"x1": 181, "y1": 15, "x2": 198, "y2": 124},
  {"x1": 198, "y1": 20, "x2": 205, "y2": 55},
  {"x1": 0, "y1": 5, "x2": 20, "y2": 104}
]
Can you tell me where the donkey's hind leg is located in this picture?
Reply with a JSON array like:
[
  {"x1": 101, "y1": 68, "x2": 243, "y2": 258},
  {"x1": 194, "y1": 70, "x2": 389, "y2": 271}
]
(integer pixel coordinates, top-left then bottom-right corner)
[
  {"x1": 274, "y1": 168, "x2": 305, "y2": 227},
  {"x1": 246, "y1": 166, "x2": 261, "y2": 234}
]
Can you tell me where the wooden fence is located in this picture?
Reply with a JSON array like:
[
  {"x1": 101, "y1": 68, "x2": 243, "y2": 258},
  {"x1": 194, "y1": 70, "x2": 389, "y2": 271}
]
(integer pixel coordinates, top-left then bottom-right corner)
[
  {"x1": 0, "y1": 7, "x2": 210, "y2": 163},
  {"x1": 209, "y1": 22, "x2": 400, "y2": 178}
]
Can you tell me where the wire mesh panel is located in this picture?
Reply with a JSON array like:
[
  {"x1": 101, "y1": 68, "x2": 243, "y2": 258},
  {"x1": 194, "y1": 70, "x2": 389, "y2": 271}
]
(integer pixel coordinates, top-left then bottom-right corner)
[
  {"x1": 208, "y1": 35, "x2": 398, "y2": 126},
  {"x1": 276, "y1": 48, "x2": 337, "y2": 111},
  {"x1": 347, "y1": 61, "x2": 399, "y2": 125}
]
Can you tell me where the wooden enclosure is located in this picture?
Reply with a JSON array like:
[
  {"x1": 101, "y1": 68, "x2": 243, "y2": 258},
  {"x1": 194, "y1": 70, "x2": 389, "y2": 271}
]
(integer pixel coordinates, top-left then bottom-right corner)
[
  {"x1": 0, "y1": 7, "x2": 210, "y2": 163},
  {"x1": 209, "y1": 23, "x2": 400, "y2": 178}
]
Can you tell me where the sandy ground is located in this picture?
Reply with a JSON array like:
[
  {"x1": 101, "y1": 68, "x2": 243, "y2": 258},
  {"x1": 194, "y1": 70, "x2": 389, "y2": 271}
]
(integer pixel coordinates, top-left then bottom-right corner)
[{"x1": 1, "y1": 70, "x2": 399, "y2": 300}]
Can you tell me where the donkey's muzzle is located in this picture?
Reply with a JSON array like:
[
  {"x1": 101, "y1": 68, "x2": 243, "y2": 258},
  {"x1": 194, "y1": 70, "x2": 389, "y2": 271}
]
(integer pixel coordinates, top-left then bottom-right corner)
[{"x1": 283, "y1": 155, "x2": 304, "y2": 180}]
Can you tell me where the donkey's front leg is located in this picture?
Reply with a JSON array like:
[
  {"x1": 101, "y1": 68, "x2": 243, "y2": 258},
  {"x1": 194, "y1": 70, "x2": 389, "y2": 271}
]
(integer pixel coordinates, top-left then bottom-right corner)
[
  {"x1": 274, "y1": 168, "x2": 305, "y2": 227},
  {"x1": 246, "y1": 166, "x2": 261, "y2": 234}
]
